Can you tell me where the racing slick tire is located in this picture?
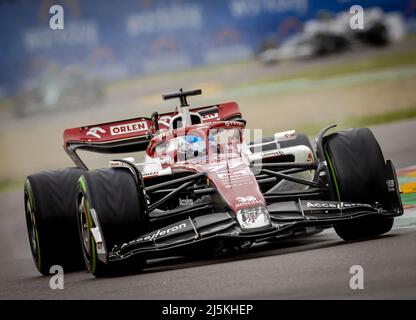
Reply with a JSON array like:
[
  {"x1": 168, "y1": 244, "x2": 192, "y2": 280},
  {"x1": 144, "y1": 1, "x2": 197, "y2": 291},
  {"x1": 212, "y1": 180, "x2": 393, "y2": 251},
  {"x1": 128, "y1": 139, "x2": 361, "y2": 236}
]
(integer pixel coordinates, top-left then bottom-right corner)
[
  {"x1": 323, "y1": 128, "x2": 393, "y2": 241},
  {"x1": 24, "y1": 168, "x2": 85, "y2": 275},
  {"x1": 250, "y1": 132, "x2": 312, "y2": 152},
  {"x1": 77, "y1": 168, "x2": 149, "y2": 277}
]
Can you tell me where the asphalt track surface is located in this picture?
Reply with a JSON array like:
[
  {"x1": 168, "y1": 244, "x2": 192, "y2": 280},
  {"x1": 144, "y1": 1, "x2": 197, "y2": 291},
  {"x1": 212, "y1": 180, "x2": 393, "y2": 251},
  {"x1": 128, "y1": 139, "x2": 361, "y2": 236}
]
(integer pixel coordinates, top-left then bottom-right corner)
[{"x1": 0, "y1": 119, "x2": 415, "y2": 299}]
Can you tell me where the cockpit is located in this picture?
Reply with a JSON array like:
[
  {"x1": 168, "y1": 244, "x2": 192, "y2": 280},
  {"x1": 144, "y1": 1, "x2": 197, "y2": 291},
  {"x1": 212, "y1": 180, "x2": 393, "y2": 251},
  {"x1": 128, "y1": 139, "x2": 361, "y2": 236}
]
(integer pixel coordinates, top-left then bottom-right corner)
[
  {"x1": 148, "y1": 89, "x2": 244, "y2": 164},
  {"x1": 152, "y1": 127, "x2": 242, "y2": 164}
]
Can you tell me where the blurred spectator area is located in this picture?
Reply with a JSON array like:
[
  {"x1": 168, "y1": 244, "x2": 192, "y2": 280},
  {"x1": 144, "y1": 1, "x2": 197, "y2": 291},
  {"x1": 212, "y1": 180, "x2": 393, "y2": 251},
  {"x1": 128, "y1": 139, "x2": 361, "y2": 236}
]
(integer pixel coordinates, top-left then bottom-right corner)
[{"x1": 0, "y1": 0, "x2": 415, "y2": 104}]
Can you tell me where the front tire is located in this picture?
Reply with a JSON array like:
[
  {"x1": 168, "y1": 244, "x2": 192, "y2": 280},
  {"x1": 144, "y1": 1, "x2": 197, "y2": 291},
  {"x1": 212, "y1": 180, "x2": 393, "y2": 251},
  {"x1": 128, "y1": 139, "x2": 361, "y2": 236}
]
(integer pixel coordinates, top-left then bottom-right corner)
[
  {"x1": 77, "y1": 168, "x2": 149, "y2": 277},
  {"x1": 24, "y1": 168, "x2": 85, "y2": 275},
  {"x1": 335, "y1": 216, "x2": 393, "y2": 241},
  {"x1": 324, "y1": 128, "x2": 394, "y2": 240}
]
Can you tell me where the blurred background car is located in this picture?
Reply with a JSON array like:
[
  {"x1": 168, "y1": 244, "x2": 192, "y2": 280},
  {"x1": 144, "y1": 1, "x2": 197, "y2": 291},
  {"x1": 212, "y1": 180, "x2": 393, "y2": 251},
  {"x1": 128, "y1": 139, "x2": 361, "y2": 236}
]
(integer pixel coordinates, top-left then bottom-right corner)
[
  {"x1": 259, "y1": 7, "x2": 406, "y2": 64},
  {"x1": 14, "y1": 65, "x2": 104, "y2": 117}
]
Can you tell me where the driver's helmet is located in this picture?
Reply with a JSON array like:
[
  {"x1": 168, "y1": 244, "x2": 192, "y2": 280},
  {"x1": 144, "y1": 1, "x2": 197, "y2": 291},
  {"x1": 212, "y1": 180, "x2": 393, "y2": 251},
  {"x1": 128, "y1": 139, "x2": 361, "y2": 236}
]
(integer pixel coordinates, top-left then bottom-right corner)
[{"x1": 177, "y1": 134, "x2": 206, "y2": 160}]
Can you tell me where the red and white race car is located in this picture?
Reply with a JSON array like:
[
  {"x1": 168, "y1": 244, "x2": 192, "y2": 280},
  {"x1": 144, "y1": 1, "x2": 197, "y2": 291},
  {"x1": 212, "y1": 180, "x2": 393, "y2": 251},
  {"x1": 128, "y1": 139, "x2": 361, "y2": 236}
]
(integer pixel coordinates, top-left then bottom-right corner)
[{"x1": 24, "y1": 89, "x2": 403, "y2": 277}]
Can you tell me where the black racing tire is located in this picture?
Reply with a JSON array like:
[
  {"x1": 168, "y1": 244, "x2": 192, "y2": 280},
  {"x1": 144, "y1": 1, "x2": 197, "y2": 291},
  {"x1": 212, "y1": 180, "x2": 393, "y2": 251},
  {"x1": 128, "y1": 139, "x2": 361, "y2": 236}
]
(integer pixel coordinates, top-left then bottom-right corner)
[
  {"x1": 323, "y1": 128, "x2": 393, "y2": 240},
  {"x1": 24, "y1": 168, "x2": 85, "y2": 276},
  {"x1": 250, "y1": 132, "x2": 312, "y2": 152},
  {"x1": 77, "y1": 168, "x2": 149, "y2": 277},
  {"x1": 335, "y1": 216, "x2": 393, "y2": 241}
]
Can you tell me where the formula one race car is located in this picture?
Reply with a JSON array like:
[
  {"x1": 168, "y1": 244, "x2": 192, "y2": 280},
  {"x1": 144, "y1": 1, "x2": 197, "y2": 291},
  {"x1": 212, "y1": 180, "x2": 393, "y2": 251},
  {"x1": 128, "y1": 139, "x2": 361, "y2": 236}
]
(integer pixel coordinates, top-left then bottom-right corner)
[{"x1": 24, "y1": 89, "x2": 403, "y2": 277}]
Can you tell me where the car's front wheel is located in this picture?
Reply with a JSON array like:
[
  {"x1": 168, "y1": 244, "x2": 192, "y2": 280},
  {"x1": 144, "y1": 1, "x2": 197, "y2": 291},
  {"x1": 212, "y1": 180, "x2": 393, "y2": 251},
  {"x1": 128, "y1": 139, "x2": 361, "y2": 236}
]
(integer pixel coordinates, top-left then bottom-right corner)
[
  {"x1": 323, "y1": 128, "x2": 395, "y2": 240},
  {"x1": 77, "y1": 168, "x2": 149, "y2": 277}
]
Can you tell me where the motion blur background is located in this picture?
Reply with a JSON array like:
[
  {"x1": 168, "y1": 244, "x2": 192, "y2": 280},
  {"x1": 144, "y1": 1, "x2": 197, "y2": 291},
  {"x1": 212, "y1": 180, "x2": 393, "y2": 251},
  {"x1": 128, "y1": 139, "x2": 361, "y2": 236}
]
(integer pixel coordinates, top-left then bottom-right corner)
[{"x1": 1, "y1": 0, "x2": 416, "y2": 187}]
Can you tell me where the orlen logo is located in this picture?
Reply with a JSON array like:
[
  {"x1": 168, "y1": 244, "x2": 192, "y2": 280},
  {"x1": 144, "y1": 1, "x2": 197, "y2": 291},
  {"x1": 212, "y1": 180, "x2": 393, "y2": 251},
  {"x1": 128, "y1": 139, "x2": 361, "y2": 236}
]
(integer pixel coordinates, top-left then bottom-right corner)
[{"x1": 110, "y1": 121, "x2": 148, "y2": 136}]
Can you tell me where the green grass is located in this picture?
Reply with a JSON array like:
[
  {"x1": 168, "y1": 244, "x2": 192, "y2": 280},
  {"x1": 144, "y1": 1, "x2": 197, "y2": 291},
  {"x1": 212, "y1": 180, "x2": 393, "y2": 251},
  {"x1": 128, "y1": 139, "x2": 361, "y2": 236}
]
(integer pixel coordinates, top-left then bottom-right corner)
[
  {"x1": 111, "y1": 45, "x2": 416, "y2": 92},
  {"x1": 242, "y1": 50, "x2": 416, "y2": 87},
  {"x1": 349, "y1": 108, "x2": 416, "y2": 127},
  {"x1": 406, "y1": 33, "x2": 416, "y2": 40},
  {"x1": 295, "y1": 107, "x2": 416, "y2": 136},
  {"x1": 0, "y1": 99, "x2": 13, "y2": 112},
  {"x1": 0, "y1": 179, "x2": 24, "y2": 192},
  {"x1": 107, "y1": 59, "x2": 255, "y2": 92}
]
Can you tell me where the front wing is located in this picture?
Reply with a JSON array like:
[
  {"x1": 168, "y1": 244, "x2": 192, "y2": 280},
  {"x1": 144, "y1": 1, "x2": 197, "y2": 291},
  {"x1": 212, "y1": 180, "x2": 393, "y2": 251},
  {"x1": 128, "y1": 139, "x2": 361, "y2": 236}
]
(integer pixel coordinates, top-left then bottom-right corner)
[{"x1": 106, "y1": 200, "x2": 402, "y2": 263}]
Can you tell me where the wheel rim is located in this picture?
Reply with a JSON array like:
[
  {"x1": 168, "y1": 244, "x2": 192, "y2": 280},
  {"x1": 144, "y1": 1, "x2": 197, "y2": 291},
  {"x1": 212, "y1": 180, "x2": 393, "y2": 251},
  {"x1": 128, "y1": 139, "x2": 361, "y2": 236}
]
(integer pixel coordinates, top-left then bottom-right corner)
[
  {"x1": 25, "y1": 194, "x2": 39, "y2": 266},
  {"x1": 24, "y1": 184, "x2": 41, "y2": 270},
  {"x1": 26, "y1": 198, "x2": 37, "y2": 255},
  {"x1": 79, "y1": 194, "x2": 92, "y2": 266}
]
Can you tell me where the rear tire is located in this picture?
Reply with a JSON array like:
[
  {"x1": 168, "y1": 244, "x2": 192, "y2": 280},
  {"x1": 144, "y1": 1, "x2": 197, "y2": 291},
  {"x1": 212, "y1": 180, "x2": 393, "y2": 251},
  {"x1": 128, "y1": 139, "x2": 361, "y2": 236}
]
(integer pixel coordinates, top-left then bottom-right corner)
[
  {"x1": 77, "y1": 168, "x2": 149, "y2": 277},
  {"x1": 324, "y1": 128, "x2": 393, "y2": 240},
  {"x1": 24, "y1": 168, "x2": 85, "y2": 275}
]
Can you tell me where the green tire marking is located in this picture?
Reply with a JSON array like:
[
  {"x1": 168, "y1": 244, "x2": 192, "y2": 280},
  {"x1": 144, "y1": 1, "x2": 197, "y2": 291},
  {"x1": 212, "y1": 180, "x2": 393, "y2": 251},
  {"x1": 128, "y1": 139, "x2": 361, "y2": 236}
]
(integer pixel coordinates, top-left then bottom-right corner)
[{"x1": 324, "y1": 148, "x2": 341, "y2": 201}]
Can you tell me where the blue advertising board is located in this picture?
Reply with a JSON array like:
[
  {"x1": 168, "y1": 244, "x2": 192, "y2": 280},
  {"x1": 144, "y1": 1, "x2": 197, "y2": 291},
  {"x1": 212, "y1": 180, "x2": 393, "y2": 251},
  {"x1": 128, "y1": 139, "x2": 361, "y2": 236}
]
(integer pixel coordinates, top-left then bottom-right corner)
[{"x1": 0, "y1": 0, "x2": 414, "y2": 97}]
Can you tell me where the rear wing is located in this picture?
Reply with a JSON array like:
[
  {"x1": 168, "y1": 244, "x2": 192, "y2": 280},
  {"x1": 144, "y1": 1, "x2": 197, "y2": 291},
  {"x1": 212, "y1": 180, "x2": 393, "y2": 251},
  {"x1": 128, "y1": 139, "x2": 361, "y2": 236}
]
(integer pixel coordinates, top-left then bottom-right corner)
[{"x1": 64, "y1": 102, "x2": 241, "y2": 169}]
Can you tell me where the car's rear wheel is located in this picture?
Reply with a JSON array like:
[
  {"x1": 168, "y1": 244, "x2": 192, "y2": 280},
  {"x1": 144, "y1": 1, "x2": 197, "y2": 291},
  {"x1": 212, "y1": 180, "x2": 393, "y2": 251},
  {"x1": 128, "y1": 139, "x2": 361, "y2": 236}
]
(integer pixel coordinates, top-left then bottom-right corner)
[
  {"x1": 77, "y1": 168, "x2": 149, "y2": 277},
  {"x1": 24, "y1": 168, "x2": 85, "y2": 275},
  {"x1": 323, "y1": 128, "x2": 393, "y2": 240}
]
